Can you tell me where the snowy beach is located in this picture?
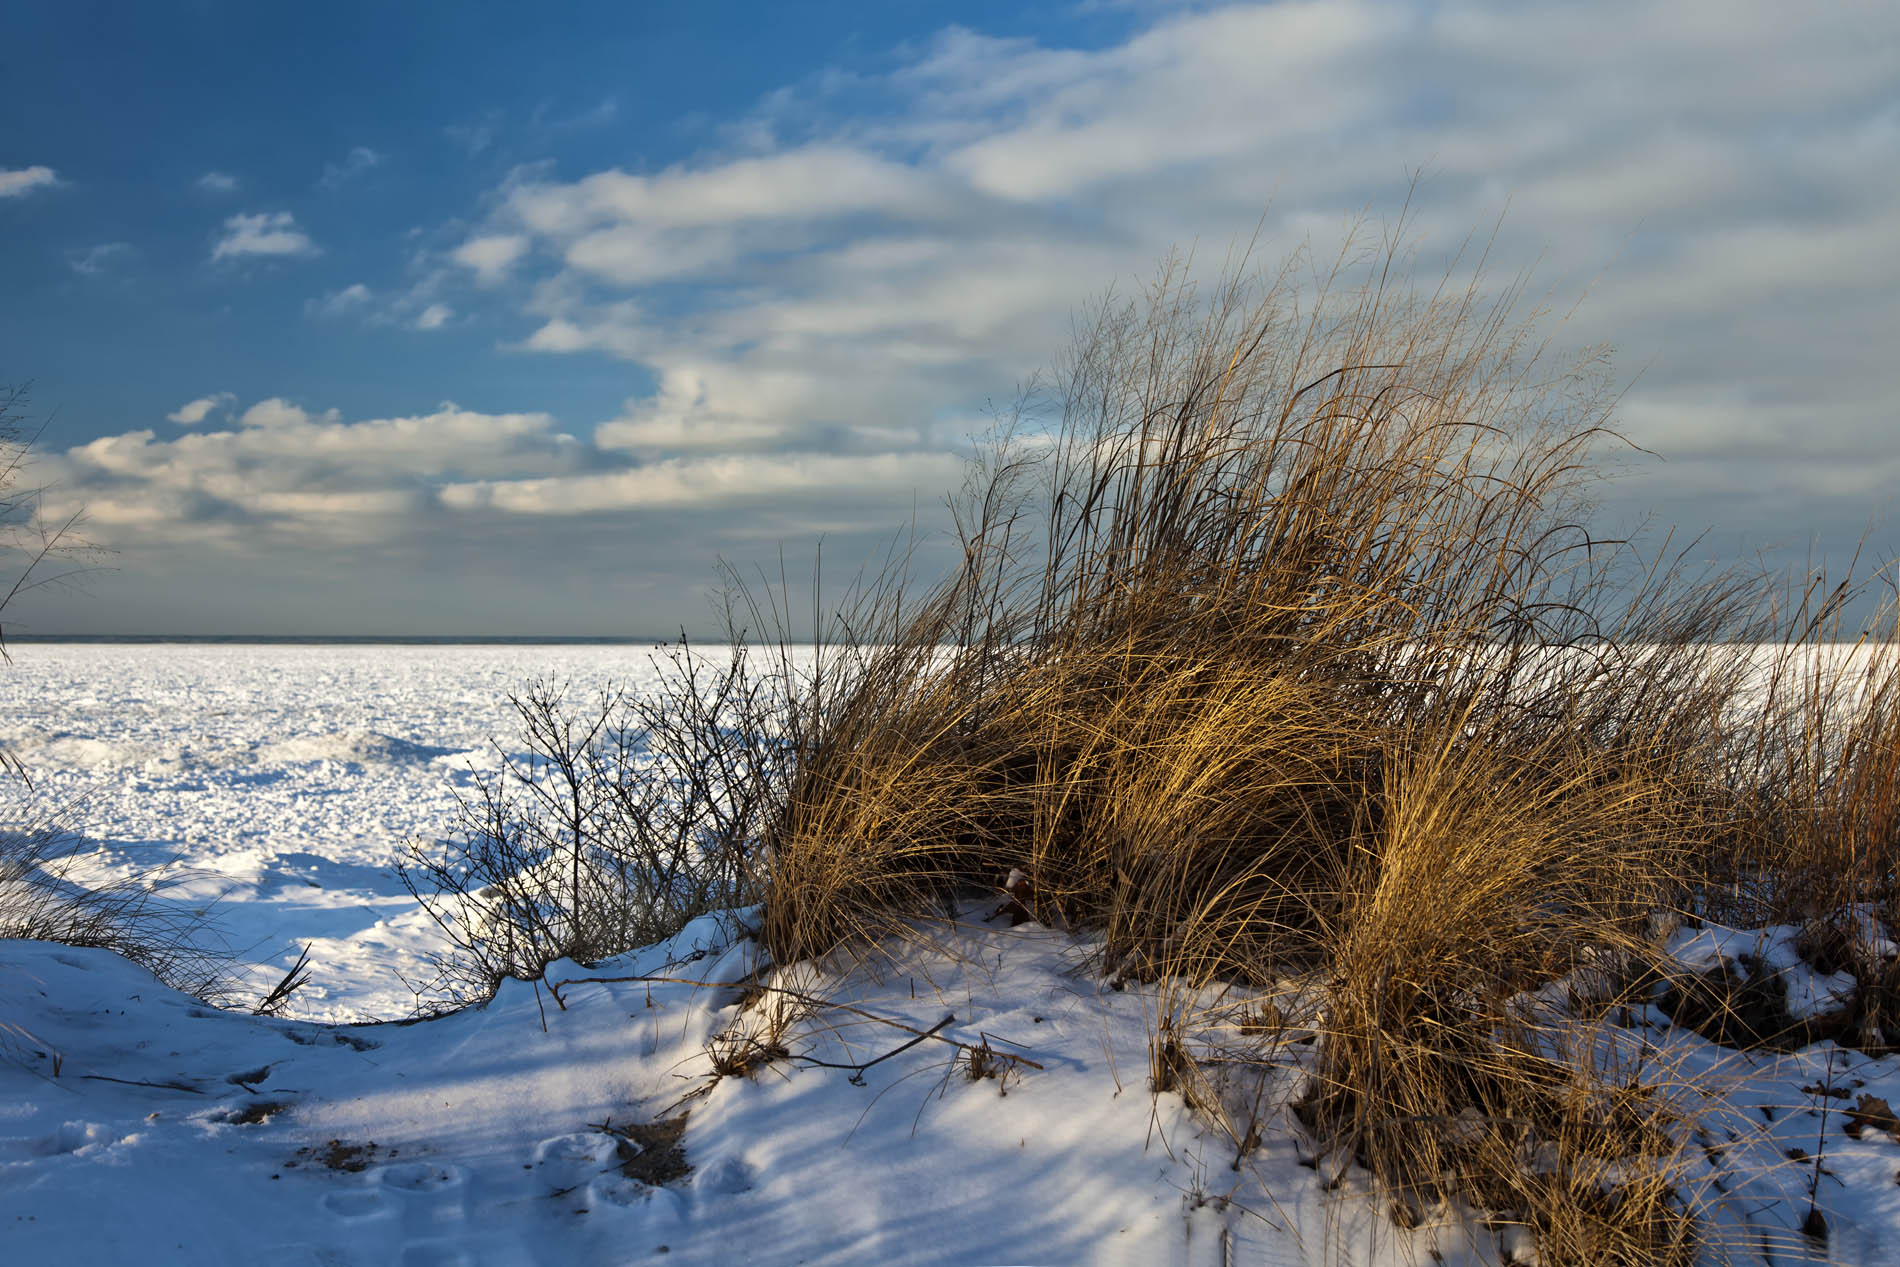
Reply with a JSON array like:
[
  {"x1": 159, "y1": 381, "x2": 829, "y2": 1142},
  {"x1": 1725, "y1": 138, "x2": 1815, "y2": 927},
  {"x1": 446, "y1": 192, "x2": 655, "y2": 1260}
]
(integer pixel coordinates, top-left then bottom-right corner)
[
  {"x1": 3, "y1": 642, "x2": 1900, "y2": 1265},
  {"x1": 0, "y1": 641, "x2": 681, "y2": 1021}
]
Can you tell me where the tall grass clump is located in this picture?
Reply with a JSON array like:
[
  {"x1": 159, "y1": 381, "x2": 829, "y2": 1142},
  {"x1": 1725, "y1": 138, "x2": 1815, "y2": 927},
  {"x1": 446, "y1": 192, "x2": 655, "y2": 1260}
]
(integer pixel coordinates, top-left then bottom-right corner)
[
  {"x1": 425, "y1": 224, "x2": 1895, "y2": 1257},
  {"x1": 763, "y1": 231, "x2": 1756, "y2": 970},
  {"x1": 750, "y1": 229, "x2": 1783, "y2": 1261},
  {"x1": 0, "y1": 818, "x2": 228, "y2": 1002}
]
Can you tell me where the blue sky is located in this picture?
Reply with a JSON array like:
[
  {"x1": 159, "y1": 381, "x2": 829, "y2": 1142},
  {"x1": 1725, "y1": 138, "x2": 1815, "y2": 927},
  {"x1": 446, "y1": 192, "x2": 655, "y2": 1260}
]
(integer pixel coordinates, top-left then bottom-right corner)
[{"x1": 3, "y1": 1, "x2": 1897, "y2": 635}]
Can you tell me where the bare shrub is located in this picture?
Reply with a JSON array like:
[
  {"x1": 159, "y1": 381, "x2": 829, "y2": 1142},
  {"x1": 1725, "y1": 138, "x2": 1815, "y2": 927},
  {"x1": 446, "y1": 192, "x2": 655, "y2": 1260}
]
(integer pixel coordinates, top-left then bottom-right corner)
[{"x1": 398, "y1": 639, "x2": 788, "y2": 1004}]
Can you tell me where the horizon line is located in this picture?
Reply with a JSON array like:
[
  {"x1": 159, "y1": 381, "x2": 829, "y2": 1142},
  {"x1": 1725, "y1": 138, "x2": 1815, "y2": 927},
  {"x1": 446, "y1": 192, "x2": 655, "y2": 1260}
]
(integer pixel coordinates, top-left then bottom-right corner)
[{"x1": 2, "y1": 633, "x2": 698, "y2": 645}]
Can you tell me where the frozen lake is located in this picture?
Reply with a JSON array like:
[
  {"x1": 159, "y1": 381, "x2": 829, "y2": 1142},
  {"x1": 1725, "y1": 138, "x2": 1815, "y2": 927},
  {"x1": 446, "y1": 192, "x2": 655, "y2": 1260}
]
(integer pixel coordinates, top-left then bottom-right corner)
[
  {"x1": 3, "y1": 638, "x2": 1883, "y2": 1022},
  {"x1": 0, "y1": 641, "x2": 699, "y2": 1021}
]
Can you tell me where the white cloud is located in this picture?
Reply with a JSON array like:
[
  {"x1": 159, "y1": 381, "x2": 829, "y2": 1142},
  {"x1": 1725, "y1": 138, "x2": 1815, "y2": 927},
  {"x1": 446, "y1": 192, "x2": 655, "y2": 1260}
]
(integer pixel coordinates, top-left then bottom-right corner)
[
  {"x1": 308, "y1": 280, "x2": 457, "y2": 330},
  {"x1": 68, "y1": 242, "x2": 132, "y2": 275},
  {"x1": 319, "y1": 146, "x2": 384, "y2": 190},
  {"x1": 166, "y1": 392, "x2": 234, "y2": 425},
  {"x1": 440, "y1": 0, "x2": 1900, "y2": 580},
  {"x1": 197, "y1": 171, "x2": 238, "y2": 194},
  {"x1": 36, "y1": 393, "x2": 951, "y2": 558},
  {"x1": 309, "y1": 283, "x2": 373, "y2": 317},
  {"x1": 531, "y1": 148, "x2": 929, "y2": 230},
  {"x1": 42, "y1": 400, "x2": 578, "y2": 538},
  {"x1": 238, "y1": 398, "x2": 338, "y2": 429},
  {"x1": 451, "y1": 234, "x2": 529, "y2": 284},
  {"x1": 31, "y1": 1, "x2": 1900, "y2": 631},
  {"x1": 439, "y1": 451, "x2": 960, "y2": 515},
  {"x1": 212, "y1": 211, "x2": 318, "y2": 262},
  {"x1": 562, "y1": 96, "x2": 619, "y2": 129},
  {"x1": 0, "y1": 166, "x2": 60, "y2": 198}
]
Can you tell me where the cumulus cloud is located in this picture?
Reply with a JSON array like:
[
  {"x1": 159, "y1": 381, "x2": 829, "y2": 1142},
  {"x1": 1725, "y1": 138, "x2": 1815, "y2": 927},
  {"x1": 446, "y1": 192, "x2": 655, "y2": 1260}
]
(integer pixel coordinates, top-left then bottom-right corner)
[
  {"x1": 307, "y1": 280, "x2": 459, "y2": 330},
  {"x1": 33, "y1": 2, "x2": 1900, "y2": 633},
  {"x1": 0, "y1": 166, "x2": 60, "y2": 198},
  {"x1": 166, "y1": 392, "x2": 234, "y2": 425},
  {"x1": 319, "y1": 145, "x2": 384, "y2": 190},
  {"x1": 35, "y1": 394, "x2": 952, "y2": 574},
  {"x1": 439, "y1": 450, "x2": 959, "y2": 515},
  {"x1": 451, "y1": 233, "x2": 529, "y2": 284},
  {"x1": 42, "y1": 400, "x2": 572, "y2": 537},
  {"x1": 197, "y1": 170, "x2": 238, "y2": 194},
  {"x1": 212, "y1": 211, "x2": 318, "y2": 261},
  {"x1": 447, "y1": 0, "x2": 1900, "y2": 578},
  {"x1": 68, "y1": 242, "x2": 132, "y2": 275},
  {"x1": 236, "y1": 397, "x2": 338, "y2": 429}
]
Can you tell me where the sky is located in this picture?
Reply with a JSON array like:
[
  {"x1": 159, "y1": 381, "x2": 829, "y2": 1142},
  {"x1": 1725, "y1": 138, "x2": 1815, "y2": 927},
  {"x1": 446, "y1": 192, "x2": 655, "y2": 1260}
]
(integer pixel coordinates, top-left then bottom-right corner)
[{"x1": 2, "y1": 0, "x2": 1896, "y2": 637}]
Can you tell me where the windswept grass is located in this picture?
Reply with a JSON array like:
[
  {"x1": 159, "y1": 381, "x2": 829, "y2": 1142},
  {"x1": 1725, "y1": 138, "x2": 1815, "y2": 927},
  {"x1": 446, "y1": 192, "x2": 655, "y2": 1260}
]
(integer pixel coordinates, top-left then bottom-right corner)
[
  {"x1": 0, "y1": 817, "x2": 230, "y2": 1006},
  {"x1": 432, "y1": 227, "x2": 1900, "y2": 1261},
  {"x1": 742, "y1": 229, "x2": 1897, "y2": 1261}
]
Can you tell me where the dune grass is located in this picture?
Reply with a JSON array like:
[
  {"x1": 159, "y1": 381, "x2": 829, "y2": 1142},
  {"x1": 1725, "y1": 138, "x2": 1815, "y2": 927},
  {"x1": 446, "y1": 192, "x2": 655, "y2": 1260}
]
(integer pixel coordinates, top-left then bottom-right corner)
[
  {"x1": 740, "y1": 233, "x2": 1900, "y2": 1262},
  {"x1": 420, "y1": 229, "x2": 1900, "y2": 1261},
  {"x1": 0, "y1": 818, "x2": 228, "y2": 1001}
]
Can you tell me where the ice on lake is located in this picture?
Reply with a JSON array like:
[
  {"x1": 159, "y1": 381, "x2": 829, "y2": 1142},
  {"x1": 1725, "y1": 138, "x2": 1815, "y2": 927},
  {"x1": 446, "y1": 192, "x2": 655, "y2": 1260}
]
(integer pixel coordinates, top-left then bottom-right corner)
[{"x1": 0, "y1": 641, "x2": 712, "y2": 1021}]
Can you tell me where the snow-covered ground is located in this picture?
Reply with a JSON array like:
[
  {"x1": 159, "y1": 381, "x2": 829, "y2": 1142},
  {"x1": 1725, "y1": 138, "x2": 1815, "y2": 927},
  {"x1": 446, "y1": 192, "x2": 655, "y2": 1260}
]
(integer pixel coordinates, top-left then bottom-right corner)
[
  {"x1": 4, "y1": 642, "x2": 1900, "y2": 1265},
  {"x1": 0, "y1": 642, "x2": 693, "y2": 1021}
]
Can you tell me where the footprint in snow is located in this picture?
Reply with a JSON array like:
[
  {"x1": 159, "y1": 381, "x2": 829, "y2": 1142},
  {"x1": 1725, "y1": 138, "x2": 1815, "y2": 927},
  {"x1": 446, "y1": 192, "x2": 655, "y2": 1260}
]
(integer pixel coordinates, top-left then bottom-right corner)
[
  {"x1": 397, "y1": 1240, "x2": 474, "y2": 1267},
  {"x1": 586, "y1": 1176, "x2": 688, "y2": 1225},
  {"x1": 319, "y1": 1188, "x2": 393, "y2": 1223},
  {"x1": 30, "y1": 1121, "x2": 109, "y2": 1157},
  {"x1": 531, "y1": 1132, "x2": 619, "y2": 1167},
  {"x1": 373, "y1": 1161, "x2": 471, "y2": 1237},
  {"x1": 320, "y1": 1164, "x2": 483, "y2": 1265},
  {"x1": 693, "y1": 1154, "x2": 754, "y2": 1196}
]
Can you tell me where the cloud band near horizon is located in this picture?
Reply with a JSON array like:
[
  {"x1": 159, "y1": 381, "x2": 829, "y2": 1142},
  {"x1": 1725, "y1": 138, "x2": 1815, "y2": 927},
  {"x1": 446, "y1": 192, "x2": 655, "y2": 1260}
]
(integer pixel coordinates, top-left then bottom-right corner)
[{"x1": 13, "y1": 0, "x2": 1900, "y2": 634}]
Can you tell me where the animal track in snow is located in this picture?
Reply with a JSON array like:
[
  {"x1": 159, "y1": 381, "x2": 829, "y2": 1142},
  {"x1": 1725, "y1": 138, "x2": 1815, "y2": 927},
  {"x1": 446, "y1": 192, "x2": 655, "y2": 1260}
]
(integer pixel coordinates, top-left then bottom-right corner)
[
  {"x1": 585, "y1": 1173, "x2": 650, "y2": 1208},
  {"x1": 29, "y1": 1121, "x2": 109, "y2": 1157},
  {"x1": 318, "y1": 1160, "x2": 481, "y2": 1266}
]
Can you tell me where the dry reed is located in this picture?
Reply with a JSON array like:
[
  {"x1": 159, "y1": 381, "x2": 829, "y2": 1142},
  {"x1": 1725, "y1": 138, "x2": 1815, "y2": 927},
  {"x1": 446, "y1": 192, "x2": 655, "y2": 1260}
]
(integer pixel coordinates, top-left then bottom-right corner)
[{"x1": 746, "y1": 225, "x2": 1898, "y2": 1262}]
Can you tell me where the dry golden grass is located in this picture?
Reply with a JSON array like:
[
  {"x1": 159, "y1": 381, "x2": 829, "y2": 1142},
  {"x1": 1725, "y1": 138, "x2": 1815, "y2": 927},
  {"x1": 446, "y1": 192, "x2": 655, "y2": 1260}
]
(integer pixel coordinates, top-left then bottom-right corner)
[
  {"x1": 445, "y1": 223, "x2": 1899, "y2": 1262},
  {"x1": 745, "y1": 227, "x2": 1799, "y2": 1260}
]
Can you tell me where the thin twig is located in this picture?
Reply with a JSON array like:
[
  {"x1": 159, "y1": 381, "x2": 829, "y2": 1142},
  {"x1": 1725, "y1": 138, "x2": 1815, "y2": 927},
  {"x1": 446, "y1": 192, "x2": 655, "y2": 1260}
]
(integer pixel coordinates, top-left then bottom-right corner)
[
  {"x1": 79, "y1": 1074, "x2": 205, "y2": 1093},
  {"x1": 795, "y1": 1014, "x2": 956, "y2": 1084},
  {"x1": 545, "y1": 972, "x2": 1044, "y2": 1070}
]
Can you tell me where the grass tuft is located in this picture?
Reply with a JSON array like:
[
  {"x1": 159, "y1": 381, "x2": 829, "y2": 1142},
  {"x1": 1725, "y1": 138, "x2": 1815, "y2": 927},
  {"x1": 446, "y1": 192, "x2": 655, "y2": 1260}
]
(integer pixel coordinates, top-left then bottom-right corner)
[
  {"x1": 431, "y1": 222, "x2": 1900, "y2": 1260},
  {"x1": 741, "y1": 225, "x2": 1893, "y2": 1260}
]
